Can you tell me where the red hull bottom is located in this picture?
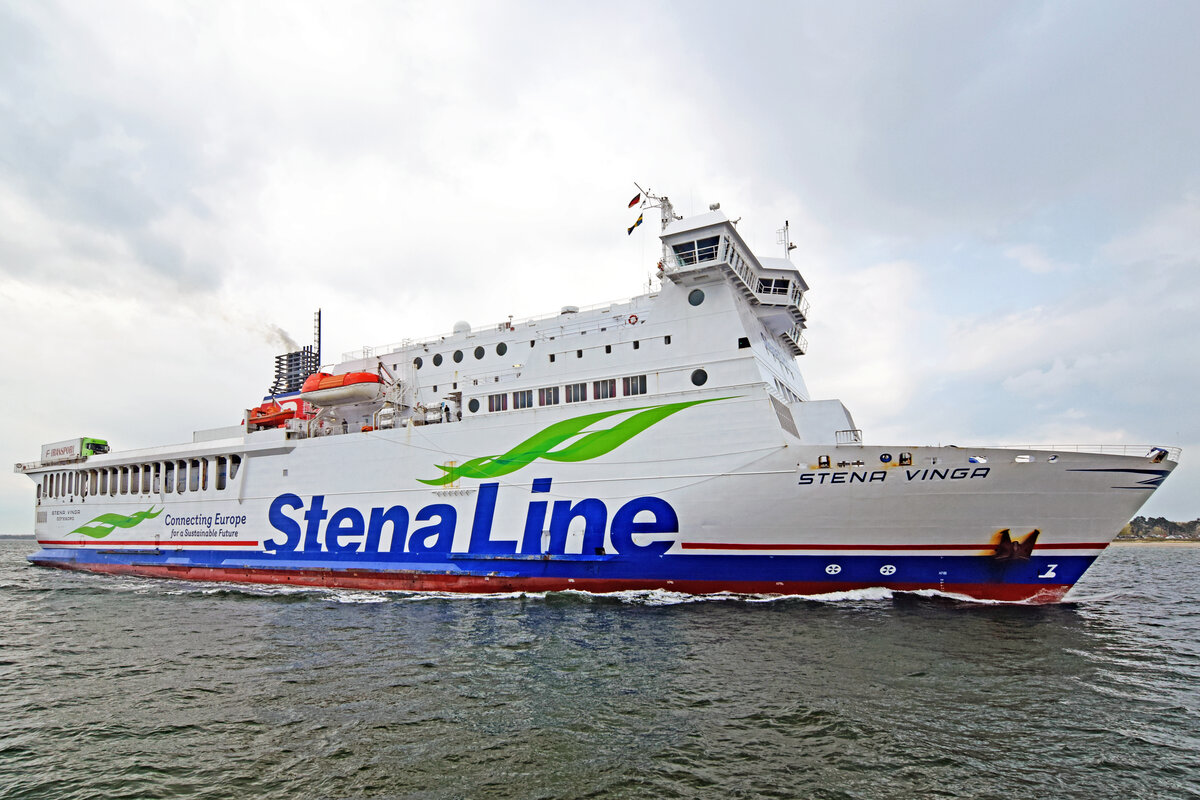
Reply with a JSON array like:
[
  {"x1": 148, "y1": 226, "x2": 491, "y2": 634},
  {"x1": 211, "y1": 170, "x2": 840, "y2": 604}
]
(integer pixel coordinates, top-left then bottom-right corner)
[{"x1": 33, "y1": 560, "x2": 1073, "y2": 604}]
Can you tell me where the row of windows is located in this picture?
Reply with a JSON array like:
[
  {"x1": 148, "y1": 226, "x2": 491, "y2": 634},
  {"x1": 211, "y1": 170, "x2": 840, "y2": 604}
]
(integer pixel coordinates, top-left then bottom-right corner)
[
  {"x1": 468, "y1": 371, "x2": 711, "y2": 415},
  {"x1": 38, "y1": 456, "x2": 243, "y2": 501},
  {"x1": 548, "y1": 337, "x2": 669, "y2": 364},
  {"x1": 414, "y1": 341, "x2": 510, "y2": 370},
  {"x1": 471, "y1": 375, "x2": 650, "y2": 414}
]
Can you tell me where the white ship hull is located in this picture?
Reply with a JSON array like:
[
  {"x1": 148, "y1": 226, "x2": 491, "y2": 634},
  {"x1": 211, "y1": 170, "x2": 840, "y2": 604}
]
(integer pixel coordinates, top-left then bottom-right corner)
[{"x1": 18, "y1": 196, "x2": 1178, "y2": 603}]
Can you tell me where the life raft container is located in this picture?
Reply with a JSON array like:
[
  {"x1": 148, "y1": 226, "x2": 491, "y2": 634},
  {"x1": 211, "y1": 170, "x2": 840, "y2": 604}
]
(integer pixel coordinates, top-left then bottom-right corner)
[{"x1": 300, "y1": 372, "x2": 384, "y2": 406}]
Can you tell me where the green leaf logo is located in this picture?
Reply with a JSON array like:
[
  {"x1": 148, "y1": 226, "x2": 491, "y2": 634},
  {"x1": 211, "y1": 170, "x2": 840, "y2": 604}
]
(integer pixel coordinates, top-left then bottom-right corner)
[
  {"x1": 71, "y1": 506, "x2": 164, "y2": 539},
  {"x1": 420, "y1": 397, "x2": 730, "y2": 486}
]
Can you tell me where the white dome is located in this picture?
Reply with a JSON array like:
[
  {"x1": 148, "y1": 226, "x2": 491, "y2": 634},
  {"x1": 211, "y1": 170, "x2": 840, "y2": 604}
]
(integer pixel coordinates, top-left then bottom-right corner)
[{"x1": 452, "y1": 320, "x2": 471, "y2": 334}]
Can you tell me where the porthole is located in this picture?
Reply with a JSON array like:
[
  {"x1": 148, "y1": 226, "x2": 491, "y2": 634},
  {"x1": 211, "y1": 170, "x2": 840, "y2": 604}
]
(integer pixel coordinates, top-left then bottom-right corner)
[
  {"x1": 497, "y1": 342, "x2": 508, "y2": 356},
  {"x1": 413, "y1": 357, "x2": 423, "y2": 369},
  {"x1": 691, "y1": 368, "x2": 708, "y2": 386},
  {"x1": 468, "y1": 398, "x2": 480, "y2": 413},
  {"x1": 474, "y1": 346, "x2": 485, "y2": 360},
  {"x1": 453, "y1": 350, "x2": 464, "y2": 363},
  {"x1": 688, "y1": 289, "x2": 705, "y2": 306},
  {"x1": 433, "y1": 353, "x2": 443, "y2": 366}
]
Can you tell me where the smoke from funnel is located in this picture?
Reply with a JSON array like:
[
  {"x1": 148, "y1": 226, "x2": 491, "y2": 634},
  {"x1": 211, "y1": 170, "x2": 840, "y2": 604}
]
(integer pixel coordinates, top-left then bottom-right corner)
[{"x1": 265, "y1": 324, "x2": 300, "y2": 352}]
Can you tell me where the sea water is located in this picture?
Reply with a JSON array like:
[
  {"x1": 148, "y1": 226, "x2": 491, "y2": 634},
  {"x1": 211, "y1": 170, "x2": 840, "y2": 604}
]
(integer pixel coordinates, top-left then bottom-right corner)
[{"x1": 1, "y1": 539, "x2": 1197, "y2": 800}]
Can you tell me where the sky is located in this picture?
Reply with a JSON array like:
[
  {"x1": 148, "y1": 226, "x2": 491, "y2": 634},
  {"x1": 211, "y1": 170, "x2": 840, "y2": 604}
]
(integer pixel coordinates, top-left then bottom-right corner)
[{"x1": 1, "y1": 0, "x2": 1198, "y2": 530}]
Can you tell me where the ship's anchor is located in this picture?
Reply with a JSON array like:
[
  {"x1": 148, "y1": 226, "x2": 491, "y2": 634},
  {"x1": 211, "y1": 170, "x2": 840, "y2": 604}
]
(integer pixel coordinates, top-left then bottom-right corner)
[{"x1": 992, "y1": 529, "x2": 1040, "y2": 561}]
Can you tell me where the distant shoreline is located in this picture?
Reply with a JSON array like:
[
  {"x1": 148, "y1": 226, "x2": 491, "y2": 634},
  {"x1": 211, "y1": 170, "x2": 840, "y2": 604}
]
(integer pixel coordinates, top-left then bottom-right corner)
[{"x1": 1112, "y1": 539, "x2": 1200, "y2": 546}]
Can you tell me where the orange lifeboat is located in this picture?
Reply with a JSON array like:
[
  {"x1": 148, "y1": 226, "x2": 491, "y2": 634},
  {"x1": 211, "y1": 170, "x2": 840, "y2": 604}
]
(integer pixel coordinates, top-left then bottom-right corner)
[
  {"x1": 247, "y1": 401, "x2": 296, "y2": 429},
  {"x1": 300, "y1": 372, "x2": 384, "y2": 406}
]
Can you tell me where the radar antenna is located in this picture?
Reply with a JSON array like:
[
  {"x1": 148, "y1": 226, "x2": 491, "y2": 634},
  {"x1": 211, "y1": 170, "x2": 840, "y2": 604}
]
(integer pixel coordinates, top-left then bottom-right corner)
[{"x1": 632, "y1": 183, "x2": 681, "y2": 232}]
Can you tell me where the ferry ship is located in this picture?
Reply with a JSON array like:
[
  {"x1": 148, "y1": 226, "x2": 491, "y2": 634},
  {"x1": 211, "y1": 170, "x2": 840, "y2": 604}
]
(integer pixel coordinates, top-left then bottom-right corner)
[{"x1": 16, "y1": 192, "x2": 1179, "y2": 603}]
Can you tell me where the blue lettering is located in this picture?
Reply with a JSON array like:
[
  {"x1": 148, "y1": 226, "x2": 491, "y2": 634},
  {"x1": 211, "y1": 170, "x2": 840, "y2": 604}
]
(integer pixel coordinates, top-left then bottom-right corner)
[
  {"x1": 303, "y1": 495, "x2": 328, "y2": 551},
  {"x1": 469, "y1": 482, "x2": 512, "y2": 554},
  {"x1": 548, "y1": 498, "x2": 607, "y2": 555},
  {"x1": 265, "y1": 493, "x2": 303, "y2": 553},
  {"x1": 409, "y1": 504, "x2": 456, "y2": 553},
  {"x1": 610, "y1": 497, "x2": 677, "y2": 555},
  {"x1": 327, "y1": 507, "x2": 365, "y2": 554},
  {"x1": 367, "y1": 506, "x2": 409, "y2": 552}
]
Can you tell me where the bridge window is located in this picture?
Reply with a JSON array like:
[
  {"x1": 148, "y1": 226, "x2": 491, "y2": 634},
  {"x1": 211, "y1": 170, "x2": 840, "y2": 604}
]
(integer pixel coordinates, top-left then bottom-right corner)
[
  {"x1": 757, "y1": 277, "x2": 790, "y2": 295},
  {"x1": 672, "y1": 236, "x2": 721, "y2": 265}
]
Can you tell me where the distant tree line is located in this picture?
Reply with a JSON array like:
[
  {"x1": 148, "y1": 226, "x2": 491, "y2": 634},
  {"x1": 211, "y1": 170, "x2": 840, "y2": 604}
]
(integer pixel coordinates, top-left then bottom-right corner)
[{"x1": 1117, "y1": 516, "x2": 1200, "y2": 540}]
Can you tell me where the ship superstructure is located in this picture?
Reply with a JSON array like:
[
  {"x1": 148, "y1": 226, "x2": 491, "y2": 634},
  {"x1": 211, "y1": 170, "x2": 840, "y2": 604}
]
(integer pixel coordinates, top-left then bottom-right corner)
[{"x1": 16, "y1": 193, "x2": 1179, "y2": 602}]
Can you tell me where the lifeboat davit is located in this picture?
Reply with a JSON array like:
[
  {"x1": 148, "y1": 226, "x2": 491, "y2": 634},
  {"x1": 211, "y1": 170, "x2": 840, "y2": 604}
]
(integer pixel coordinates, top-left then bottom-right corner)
[{"x1": 300, "y1": 372, "x2": 384, "y2": 406}]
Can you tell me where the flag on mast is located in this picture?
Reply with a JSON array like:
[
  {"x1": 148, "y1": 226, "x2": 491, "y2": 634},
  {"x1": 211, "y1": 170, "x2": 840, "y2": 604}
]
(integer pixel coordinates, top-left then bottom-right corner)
[
  {"x1": 628, "y1": 193, "x2": 641, "y2": 208},
  {"x1": 627, "y1": 213, "x2": 644, "y2": 235}
]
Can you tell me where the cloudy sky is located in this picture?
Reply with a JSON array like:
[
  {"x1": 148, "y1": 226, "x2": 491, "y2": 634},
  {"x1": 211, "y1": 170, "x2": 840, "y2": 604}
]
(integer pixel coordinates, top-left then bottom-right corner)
[{"x1": 2, "y1": 0, "x2": 1197, "y2": 530}]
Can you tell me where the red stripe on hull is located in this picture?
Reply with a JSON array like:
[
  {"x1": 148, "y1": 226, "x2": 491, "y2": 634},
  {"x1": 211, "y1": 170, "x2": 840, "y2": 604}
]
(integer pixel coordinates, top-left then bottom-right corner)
[
  {"x1": 681, "y1": 541, "x2": 1107, "y2": 552},
  {"x1": 32, "y1": 560, "x2": 1072, "y2": 604}
]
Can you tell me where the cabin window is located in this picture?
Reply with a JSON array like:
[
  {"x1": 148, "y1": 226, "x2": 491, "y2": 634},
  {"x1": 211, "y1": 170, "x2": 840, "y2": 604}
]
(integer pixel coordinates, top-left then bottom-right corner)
[
  {"x1": 413, "y1": 357, "x2": 423, "y2": 369},
  {"x1": 576, "y1": 350, "x2": 583, "y2": 358},
  {"x1": 549, "y1": 354, "x2": 556, "y2": 363},
  {"x1": 688, "y1": 289, "x2": 705, "y2": 306},
  {"x1": 664, "y1": 335, "x2": 671, "y2": 345},
  {"x1": 497, "y1": 342, "x2": 508, "y2": 356},
  {"x1": 433, "y1": 353, "x2": 443, "y2": 366},
  {"x1": 565, "y1": 383, "x2": 587, "y2": 403},
  {"x1": 691, "y1": 369, "x2": 708, "y2": 386},
  {"x1": 453, "y1": 350, "x2": 464, "y2": 363},
  {"x1": 593, "y1": 379, "x2": 616, "y2": 400},
  {"x1": 488, "y1": 393, "x2": 508, "y2": 412},
  {"x1": 216, "y1": 457, "x2": 227, "y2": 490},
  {"x1": 538, "y1": 386, "x2": 560, "y2": 406},
  {"x1": 605, "y1": 345, "x2": 611, "y2": 354},
  {"x1": 468, "y1": 398, "x2": 480, "y2": 413},
  {"x1": 738, "y1": 337, "x2": 750, "y2": 349},
  {"x1": 632, "y1": 340, "x2": 640, "y2": 350},
  {"x1": 623, "y1": 375, "x2": 647, "y2": 396},
  {"x1": 474, "y1": 346, "x2": 485, "y2": 360},
  {"x1": 513, "y1": 390, "x2": 533, "y2": 409}
]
